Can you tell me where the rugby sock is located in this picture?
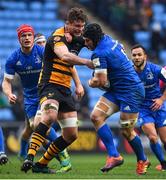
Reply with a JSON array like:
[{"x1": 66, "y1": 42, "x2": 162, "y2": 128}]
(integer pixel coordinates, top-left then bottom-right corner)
[
  {"x1": 28, "y1": 123, "x2": 48, "y2": 157},
  {"x1": 39, "y1": 136, "x2": 70, "y2": 165},
  {"x1": 129, "y1": 135, "x2": 147, "y2": 161},
  {"x1": 164, "y1": 144, "x2": 166, "y2": 151},
  {"x1": 19, "y1": 138, "x2": 29, "y2": 158},
  {"x1": 0, "y1": 127, "x2": 5, "y2": 152},
  {"x1": 97, "y1": 124, "x2": 119, "y2": 157},
  {"x1": 46, "y1": 127, "x2": 58, "y2": 141},
  {"x1": 150, "y1": 142, "x2": 165, "y2": 162}
]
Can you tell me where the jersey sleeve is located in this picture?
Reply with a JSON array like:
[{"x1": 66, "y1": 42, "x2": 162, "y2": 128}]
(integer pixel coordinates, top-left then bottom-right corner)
[
  {"x1": 4, "y1": 52, "x2": 17, "y2": 79},
  {"x1": 91, "y1": 53, "x2": 107, "y2": 74},
  {"x1": 158, "y1": 66, "x2": 166, "y2": 83}
]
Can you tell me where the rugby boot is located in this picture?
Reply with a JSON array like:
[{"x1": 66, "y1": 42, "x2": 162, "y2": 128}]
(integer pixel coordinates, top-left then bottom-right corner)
[
  {"x1": 21, "y1": 154, "x2": 34, "y2": 173},
  {"x1": 0, "y1": 153, "x2": 8, "y2": 165},
  {"x1": 155, "y1": 161, "x2": 166, "y2": 171},
  {"x1": 56, "y1": 149, "x2": 72, "y2": 173},
  {"x1": 32, "y1": 162, "x2": 55, "y2": 174},
  {"x1": 101, "y1": 155, "x2": 124, "y2": 172},
  {"x1": 136, "y1": 159, "x2": 151, "y2": 175}
]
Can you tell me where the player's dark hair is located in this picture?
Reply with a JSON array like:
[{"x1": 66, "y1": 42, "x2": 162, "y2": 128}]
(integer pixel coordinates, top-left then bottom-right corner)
[
  {"x1": 131, "y1": 44, "x2": 147, "y2": 54},
  {"x1": 83, "y1": 23, "x2": 104, "y2": 47},
  {"x1": 34, "y1": 33, "x2": 44, "y2": 39},
  {"x1": 66, "y1": 7, "x2": 87, "y2": 23}
]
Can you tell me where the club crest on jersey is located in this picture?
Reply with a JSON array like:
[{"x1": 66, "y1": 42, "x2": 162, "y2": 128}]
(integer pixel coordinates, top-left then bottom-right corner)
[
  {"x1": 35, "y1": 55, "x2": 41, "y2": 64},
  {"x1": 146, "y1": 72, "x2": 153, "y2": 80},
  {"x1": 53, "y1": 36, "x2": 61, "y2": 42}
]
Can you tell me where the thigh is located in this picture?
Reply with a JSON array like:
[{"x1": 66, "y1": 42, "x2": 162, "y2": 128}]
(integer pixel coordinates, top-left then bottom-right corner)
[
  {"x1": 158, "y1": 126, "x2": 166, "y2": 143},
  {"x1": 58, "y1": 111, "x2": 78, "y2": 139},
  {"x1": 142, "y1": 123, "x2": 158, "y2": 137},
  {"x1": 91, "y1": 95, "x2": 119, "y2": 119}
]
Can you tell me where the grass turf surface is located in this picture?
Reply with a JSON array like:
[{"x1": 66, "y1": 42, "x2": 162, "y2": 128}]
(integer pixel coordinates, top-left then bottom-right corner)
[{"x1": 0, "y1": 153, "x2": 165, "y2": 179}]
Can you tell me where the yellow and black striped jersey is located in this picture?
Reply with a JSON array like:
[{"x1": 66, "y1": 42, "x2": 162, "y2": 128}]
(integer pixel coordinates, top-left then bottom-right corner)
[{"x1": 38, "y1": 27, "x2": 84, "y2": 88}]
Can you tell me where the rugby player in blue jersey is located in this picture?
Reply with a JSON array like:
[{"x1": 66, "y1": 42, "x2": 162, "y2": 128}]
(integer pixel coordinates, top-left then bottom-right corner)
[
  {"x1": 82, "y1": 23, "x2": 150, "y2": 175},
  {"x1": 2, "y1": 24, "x2": 72, "y2": 172},
  {"x1": 131, "y1": 44, "x2": 166, "y2": 171}
]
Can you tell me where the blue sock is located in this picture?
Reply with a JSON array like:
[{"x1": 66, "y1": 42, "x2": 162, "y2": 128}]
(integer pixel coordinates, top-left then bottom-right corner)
[
  {"x1": 47, "y1": 127, "x2": 58, "y2": 142},
  {"x1": 97, "y1": 124, "x2": 119, "y2": 157},
  {"x1": 164, "y1": 144, "x2": 166, "y2": 151},
  {"x1": 0, "y1": 127, "x2": 5, "y2": 152},
  {"x1": 44, "y1": 127, "x2": 58, "y2": 149},
  {"x1": 19, "y1": 138, "x2": 29, "y2": 158},
  {"x1": 150, "y1": 142, "x2": 165, "y2": 163},
  {"x1": 129, "y1": 135, "x2": 147, "y2": 161}
]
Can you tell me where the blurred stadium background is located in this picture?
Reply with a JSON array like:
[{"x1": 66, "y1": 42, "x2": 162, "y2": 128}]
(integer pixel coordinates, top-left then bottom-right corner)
[{"x1": 0, "y1": 0, "x2": 165, "y2": 156}]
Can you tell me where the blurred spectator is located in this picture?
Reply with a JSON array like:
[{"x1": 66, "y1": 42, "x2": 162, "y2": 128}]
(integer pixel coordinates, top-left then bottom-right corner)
[
  {"x1": 57, "y1": 0, "x2": 73, "y2": 20},
  {"x1": 151, "y1": 22, "x2": 162, "y2": 58}
]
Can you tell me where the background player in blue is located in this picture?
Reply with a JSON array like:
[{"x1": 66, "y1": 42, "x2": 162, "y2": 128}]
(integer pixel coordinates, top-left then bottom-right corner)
[
  {"x1": 2, "y1": 24, "x2": 72, "y2": 172},
  {"x1": 82, "y1": 23, "x2": 150, "y2": 175},
  {"x1": 0, "y1": 127, "x2": 8, "y2": 165},
  {"x1": 131, "y1": 44, "x2": 166, "y2": 171}
]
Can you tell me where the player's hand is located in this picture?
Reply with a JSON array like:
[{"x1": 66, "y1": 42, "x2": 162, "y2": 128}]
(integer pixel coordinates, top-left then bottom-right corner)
[
  {"x1": 75, "y1": 84, "x2": 84, "y2": 101},
  {"x1": 86, "y1": 60, "x2": 94, "y2": 69},
  {"x1": 8, "y1": 93, "x2": 17, "y2": 104},
  {"x1": 150, "y1": 98, "x2": 163, "y2": 111},
  {"x1": 88, "y1": 77, "x2": 99, "y2": 88}
]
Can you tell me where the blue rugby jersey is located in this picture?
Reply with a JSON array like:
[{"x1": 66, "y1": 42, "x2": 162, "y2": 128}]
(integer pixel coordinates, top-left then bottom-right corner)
[
  {"x1": 4, "y1": 44, "x2": 44, "y2": 105},
  {"x1": 136, "y1": 62, "x2": 166, "y2": 108},
  {"x1": 91, "y1": 35, "x2": 142, "y2": 93}
]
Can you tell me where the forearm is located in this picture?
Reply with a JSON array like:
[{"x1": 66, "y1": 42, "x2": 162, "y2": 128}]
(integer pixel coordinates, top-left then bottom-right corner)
[
  {"x1": 62, "y1": 52, "x2": 89, "y2": 65},
  {"x1": 72, "y1": 67, "x2": 82, "y2": 87},
  {"x1": 161, "y1": 89, "x2": 166, "y2": 101},
  {"x1": 2, "y1": 79, "x2": 12, "y2": 97}
]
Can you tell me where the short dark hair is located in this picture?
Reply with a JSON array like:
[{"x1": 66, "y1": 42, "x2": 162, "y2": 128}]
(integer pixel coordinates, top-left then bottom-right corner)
[
  {"x1": 83, "y1": 23, "x2": 104, "y2": 47},
  {"x1": 131, "y1": 44, "x2": 147, "y2": 54},
  {"x1": 66, "y1": 7, "x2": 87, "y2": 23}
]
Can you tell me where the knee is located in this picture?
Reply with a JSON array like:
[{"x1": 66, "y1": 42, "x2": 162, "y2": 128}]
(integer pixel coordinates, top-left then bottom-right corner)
[
  {"x1": 90, "y1": 113, "x2": 98, "y2": 123},
  {"x1": 42, "y1": 110, "x2": 57, "y2": 126},
  {"x1": 121, "y1": 128, "x2": 135, "y2": 141},
  {"x1": 64, "y1": 131, "x2": 78, "y2": 144},
  {"x1": 148, "y1": 134, "x2": 158, "y2": 144}
]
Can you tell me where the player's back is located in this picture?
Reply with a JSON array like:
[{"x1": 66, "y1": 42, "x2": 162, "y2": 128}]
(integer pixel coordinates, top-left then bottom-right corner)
[{"x1": 93, "y1": 35, "x2": 142, "y2": 93}]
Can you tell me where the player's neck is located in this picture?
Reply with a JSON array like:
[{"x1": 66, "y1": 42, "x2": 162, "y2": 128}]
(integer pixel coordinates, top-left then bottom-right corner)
[
  {"x1": 21, "y1": 46, "x2": 33, "y2": 54},
  {"x1": 135, "y1": 62, "x2": 146, "y2": 72}
]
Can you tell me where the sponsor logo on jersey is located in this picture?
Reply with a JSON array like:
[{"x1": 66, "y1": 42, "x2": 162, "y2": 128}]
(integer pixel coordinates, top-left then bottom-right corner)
[
  {"x1": 163, "y1": 119, "x2": 166, "y2": 125},
  {"x1": 124, "y1": 105, "x2": 131, "y2": 111},
  {"x1": 16, "y1": 60, "x2": 22, "y2": 66}
]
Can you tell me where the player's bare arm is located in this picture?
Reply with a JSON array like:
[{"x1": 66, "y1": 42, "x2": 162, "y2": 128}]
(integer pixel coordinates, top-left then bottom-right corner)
[
  {"x1": 71, "y1": 66, "x2": 84, "y2": 100},
  {"x1": 54, "y1": 44, "x2": 94, "y2": 68},
  {"x1": 2, "y1": 77, "x2": 17, "y2": 104}
]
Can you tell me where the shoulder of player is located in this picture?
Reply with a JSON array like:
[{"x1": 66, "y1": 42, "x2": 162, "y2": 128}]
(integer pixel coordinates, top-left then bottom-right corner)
[{"x1": 6, "y1": 48, "x2": 21, "y2": 63}]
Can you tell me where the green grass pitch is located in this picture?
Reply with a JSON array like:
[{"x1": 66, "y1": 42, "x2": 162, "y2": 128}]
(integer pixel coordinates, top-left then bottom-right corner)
[{"x1": 0, "y1": 153, "x2": 165, "y2": 179}]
